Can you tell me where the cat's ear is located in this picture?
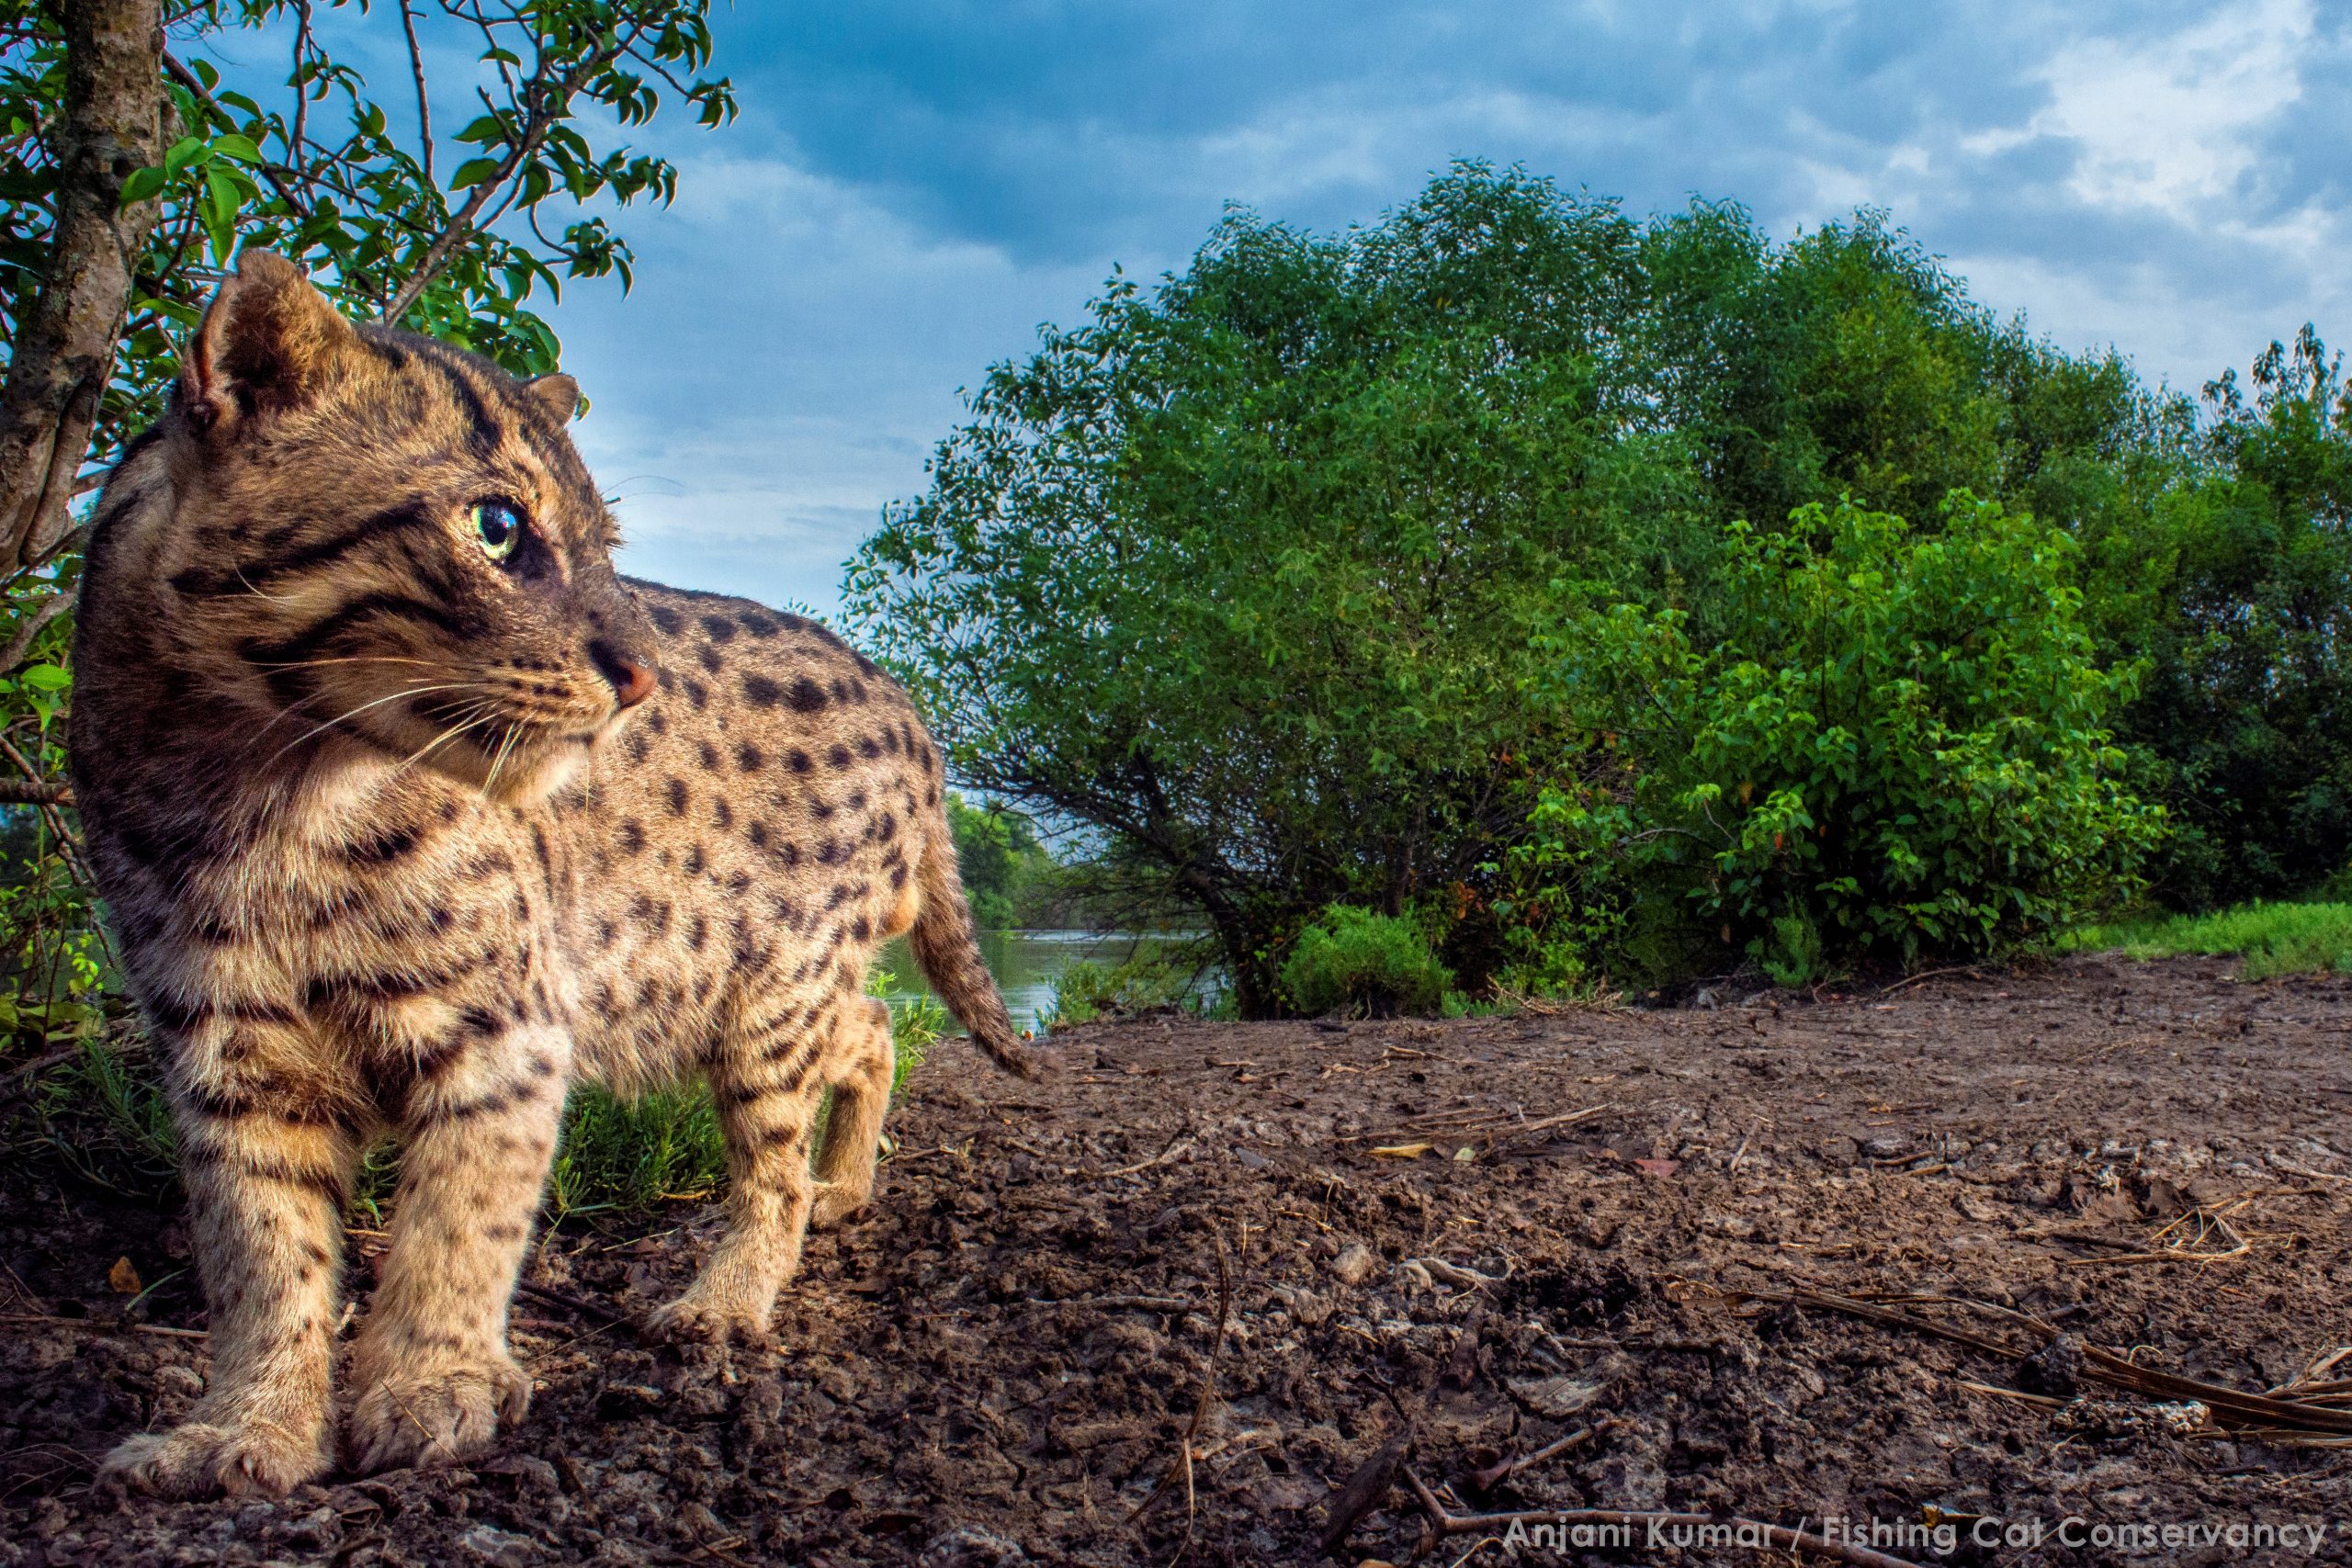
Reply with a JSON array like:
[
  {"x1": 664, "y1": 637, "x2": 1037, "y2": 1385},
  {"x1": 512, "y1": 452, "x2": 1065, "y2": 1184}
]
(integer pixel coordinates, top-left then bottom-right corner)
[
  {"x1": 522, "y1": 373, "x2": 582, "y2": 425},
  {"x1": 183, "y1": 250, "x2": 356, "y2": 433}
]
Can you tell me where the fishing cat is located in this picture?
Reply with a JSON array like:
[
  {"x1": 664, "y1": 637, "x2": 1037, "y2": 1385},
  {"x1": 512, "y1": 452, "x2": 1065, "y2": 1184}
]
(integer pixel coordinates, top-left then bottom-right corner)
[{"x1": 69, "y1": 250, "x2": 1033, "y2": 1499}]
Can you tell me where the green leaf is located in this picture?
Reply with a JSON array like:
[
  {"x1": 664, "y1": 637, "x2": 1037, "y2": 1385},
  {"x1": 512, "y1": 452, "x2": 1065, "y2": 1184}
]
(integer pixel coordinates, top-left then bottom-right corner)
[{"x1": 118, "y1": 165, "x2": 165, "y2": 207}]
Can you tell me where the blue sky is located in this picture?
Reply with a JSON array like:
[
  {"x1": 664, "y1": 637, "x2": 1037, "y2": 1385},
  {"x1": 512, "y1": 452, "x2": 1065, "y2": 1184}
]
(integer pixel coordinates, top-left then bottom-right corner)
[{"x1": 507, "y1": 0, "x2": 2352, "y2": 613}]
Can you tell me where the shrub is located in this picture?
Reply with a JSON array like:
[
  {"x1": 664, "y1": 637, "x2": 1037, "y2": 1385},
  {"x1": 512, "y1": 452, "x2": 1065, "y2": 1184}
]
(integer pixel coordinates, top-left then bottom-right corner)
[
  {"x1": 1045, "y1": 953, "x2": 1192, "y2": 1028},
  {"x1": 1525, "y1": 495, "x2": 2165, "y2": 974},
  {"x1": 1280, "y1": 905, "x2": 1454, "y2": 1017}
]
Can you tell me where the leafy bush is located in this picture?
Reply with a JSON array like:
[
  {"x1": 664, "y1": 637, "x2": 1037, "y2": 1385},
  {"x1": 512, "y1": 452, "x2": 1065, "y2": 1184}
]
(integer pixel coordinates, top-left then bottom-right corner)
[
  {"x1": 1526, "y1": 496, "x2": 2164, "y2": 976},
  {"x1": 1045, "y1": 953, "x2": 1193, "y2": 1028},
  {"x1": 1280, "y1": 906, "x2": 1454, "y2": 1018}
]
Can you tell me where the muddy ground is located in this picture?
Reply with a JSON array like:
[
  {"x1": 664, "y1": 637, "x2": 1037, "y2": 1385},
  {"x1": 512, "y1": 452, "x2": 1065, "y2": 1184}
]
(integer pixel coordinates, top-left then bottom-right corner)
[{"x1": 5, "y1": 954, "x2": 2351, "y2": 1566}]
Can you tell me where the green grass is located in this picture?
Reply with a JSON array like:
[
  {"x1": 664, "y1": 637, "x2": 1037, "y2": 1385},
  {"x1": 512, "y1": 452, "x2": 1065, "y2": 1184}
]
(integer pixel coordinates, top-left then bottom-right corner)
[
  {"x1": 16, "y1": 973, "x2": 954, "y2": 1227},
  {"x1": 2065, "y1": 899, "x2": 2352, "y2": 980}
]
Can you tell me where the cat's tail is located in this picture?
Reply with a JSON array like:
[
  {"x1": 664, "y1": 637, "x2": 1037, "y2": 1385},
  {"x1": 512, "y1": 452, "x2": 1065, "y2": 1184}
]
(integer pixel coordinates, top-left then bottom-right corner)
[{"x1": 906, "y1": 817, "x2": 1039, "y2": 1078}]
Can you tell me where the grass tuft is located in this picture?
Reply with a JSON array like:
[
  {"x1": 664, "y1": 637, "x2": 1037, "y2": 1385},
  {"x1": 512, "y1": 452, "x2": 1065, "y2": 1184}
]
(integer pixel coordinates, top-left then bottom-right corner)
[
  {"x1": 2066, "y1": 900, "x2": 2352, "y2": 981},
  {"x1": 14, "y1": 970, "x2": 956, "y2": 1227}
]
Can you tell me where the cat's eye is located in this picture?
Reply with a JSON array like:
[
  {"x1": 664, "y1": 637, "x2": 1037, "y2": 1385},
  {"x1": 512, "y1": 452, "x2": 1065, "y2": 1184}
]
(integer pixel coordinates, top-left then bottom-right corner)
[{"x1": 470, "y1": 500, "x2": 526, "y2": 563}]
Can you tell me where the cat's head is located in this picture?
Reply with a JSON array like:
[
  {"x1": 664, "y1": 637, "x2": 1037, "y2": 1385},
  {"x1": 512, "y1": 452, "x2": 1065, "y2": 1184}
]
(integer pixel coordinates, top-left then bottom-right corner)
[{"x1": 130, "y1": 250, "x2": 662, "y2": 804}]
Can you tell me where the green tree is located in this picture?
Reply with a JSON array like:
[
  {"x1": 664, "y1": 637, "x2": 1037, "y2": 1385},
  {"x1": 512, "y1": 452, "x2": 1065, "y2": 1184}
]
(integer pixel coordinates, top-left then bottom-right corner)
[
  {"x1": 944, "y1": 792, "x2": 1058, "y2": 930},
  {"x1": 2082, "y1": 327, "x2": 2352, "y2": 907},
  {"x1": 1524, "y1": 497, "x2": 2162, "y2": 980},
  {"x1": 847, "y1": 166, "x2": 1693, "y2": 1013}
]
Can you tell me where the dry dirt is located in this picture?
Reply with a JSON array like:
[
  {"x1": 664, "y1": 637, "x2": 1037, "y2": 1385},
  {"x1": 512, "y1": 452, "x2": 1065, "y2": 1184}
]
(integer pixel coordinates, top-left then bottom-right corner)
[{"x1": 5, "y1": 954, "x2": 2352, "y2": 1567}]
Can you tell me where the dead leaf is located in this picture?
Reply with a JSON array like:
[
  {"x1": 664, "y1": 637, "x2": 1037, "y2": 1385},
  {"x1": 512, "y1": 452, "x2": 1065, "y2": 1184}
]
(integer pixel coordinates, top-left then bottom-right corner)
[
  {"x1": 1370, "y1": 1143, "x2": 1434, "y2": 1159},
  {"x1": 107, "y1": 1256, "x2": 141, "y2": 1294},
  {"x1": 1634, "y1": 1158, "x2": 1681, "y2": 1178},
  {"x1": 1507, "y1": 1372, "x2": 1613, "y2": 1419}
]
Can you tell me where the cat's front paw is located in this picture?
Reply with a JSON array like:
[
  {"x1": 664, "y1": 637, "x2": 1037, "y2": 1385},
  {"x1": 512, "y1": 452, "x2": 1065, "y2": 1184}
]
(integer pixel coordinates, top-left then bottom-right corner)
[
  {"x1": 641, "y1": 1290, "x2": 775, "y2": 1348},
  {"x1": 100, "y1": 1417, "x2": 329, "y2": 1501},
  {"x1": 344, "y1": 1356, "x2": 529, "y2": 1473}
]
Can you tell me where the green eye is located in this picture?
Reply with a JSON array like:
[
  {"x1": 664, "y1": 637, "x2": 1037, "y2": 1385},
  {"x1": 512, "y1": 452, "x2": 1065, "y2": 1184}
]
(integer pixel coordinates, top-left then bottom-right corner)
[{"x1": 471, "y1": 500, "x2": 526, "y2": 562}]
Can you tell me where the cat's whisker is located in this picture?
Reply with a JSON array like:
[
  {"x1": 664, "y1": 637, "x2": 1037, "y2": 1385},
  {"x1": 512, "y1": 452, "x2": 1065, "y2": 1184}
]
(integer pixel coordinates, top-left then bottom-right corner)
[
  {"x1": 479, "y1": 719, "x2": 525, "y2": 799},
  {"x1": 266, "y1": 682, "x2": 485, "y2": 769},
  {"x1": 233, "y1": 565, "x2": 306, "y2": 606},
  {"x1": 390, "y1": 702, "x2": 501, "y2": 779},
  {"x1": 246, "y1": 654, "x2": 450, "y2": 672}
]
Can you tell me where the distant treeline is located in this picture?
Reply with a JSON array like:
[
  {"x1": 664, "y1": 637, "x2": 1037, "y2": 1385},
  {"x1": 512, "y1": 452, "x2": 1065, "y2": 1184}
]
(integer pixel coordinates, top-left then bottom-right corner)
[{"x1": 847, "y1": 162, "x2": 2352, "y2": 1017}]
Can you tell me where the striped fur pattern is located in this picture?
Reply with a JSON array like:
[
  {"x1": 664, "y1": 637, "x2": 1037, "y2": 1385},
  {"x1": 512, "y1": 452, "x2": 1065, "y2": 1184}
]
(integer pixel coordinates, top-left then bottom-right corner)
[{"x1": 69, "y1": 252, "x2": 1032, "y2": 1501}]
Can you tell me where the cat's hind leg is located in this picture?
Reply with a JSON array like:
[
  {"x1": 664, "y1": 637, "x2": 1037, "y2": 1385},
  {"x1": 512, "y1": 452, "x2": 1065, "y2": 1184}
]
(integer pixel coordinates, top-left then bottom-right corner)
[
  {"x1": 641, "y1": 993, "x2": 833, "y2": 1345},
  {"x1": 812, "y1": 997, "x2": 895, "y2": 1229}
]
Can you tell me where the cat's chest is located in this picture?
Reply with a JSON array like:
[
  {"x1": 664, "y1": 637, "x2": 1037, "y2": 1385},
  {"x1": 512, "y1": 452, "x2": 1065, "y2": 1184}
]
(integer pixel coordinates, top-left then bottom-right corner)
[{"x1": 144, "y1": 785, "x2": 572, "y2": 970}]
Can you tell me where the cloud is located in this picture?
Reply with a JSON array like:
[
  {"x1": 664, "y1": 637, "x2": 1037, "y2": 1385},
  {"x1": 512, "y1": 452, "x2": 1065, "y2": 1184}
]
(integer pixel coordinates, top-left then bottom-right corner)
[{"x1": 528, "y1": 1, "x2": 2352, "y2": 613}]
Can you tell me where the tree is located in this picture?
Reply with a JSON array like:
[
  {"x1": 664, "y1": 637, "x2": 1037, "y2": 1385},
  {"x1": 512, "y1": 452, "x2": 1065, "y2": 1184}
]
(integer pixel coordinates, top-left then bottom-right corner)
[
  {"x1": 0, "y1": 0, "x2": 732, "y2": 576},
  {"x1": 847, "y1": 168, "x2": 1694, "y2": 1012},
  {"x1": 846, "y1": 164, "x2": 2185, "y2": 1010},
  {"x1": 2082, "y1": 327, "x2": 2352, "y2": 907},
  {"x1": 1521, "y1": 497, "x2": 2161, "y2": 983}
]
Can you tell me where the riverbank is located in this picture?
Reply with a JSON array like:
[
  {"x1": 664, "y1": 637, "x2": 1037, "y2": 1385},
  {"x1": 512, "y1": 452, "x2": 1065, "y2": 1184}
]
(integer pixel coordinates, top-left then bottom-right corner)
[{"x1": 5, "y1": 953, "x2": 2350, "y2": 1564}]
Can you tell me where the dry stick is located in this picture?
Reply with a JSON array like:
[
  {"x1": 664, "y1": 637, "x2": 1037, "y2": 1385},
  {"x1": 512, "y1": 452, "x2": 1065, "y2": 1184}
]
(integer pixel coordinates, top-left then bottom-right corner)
[
  {"x1": 1873, "y1": 964, "x2": 1982, "y2": 997},
  {"x1": 1469, "y1": 1419, "x2": 1609, "y2": 1492},
  {"x1": 396, "y1": 0, "x2": 436, "y2": 186},
  {"x1": 1397, "y1": 1466, "x2": 1928, "y2": 1568},
  {"x1": 1316, "y1": 1306, "x2": 1487, "y2": 1557},
  {"x1": 514, "y1": 1280, "x2": 630, "y2": 1328},
  {"x1": 1126, "y1": 1225, "x2": 1236, "y2": 1566},
  {"x1": 1737, "y1": 1287, "x2": 2352, "y2": 1436}
]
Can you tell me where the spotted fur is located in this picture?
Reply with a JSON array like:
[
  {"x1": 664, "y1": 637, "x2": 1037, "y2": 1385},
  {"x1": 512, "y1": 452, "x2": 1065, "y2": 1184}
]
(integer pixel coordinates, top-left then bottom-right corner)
[{"x1": 70, "y1": 251, "x2": 1031, "y2": 1500}]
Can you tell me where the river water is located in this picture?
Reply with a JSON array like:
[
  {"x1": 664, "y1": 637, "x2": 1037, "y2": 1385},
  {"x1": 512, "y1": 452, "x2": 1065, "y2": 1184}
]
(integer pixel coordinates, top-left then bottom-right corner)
[{"x1": 873, "y1": 929, "x2": 1193, "y2": 1031}]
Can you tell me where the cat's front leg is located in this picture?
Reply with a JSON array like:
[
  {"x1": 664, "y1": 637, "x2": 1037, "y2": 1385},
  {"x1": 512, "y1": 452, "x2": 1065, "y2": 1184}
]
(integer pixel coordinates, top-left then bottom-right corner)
[
  {"x1": 100, "y1": 1040, "x2": 358, "y2": 1499},
  {"x1": 344, "y1": 1026, "x2": 569, "y2": 1473}
]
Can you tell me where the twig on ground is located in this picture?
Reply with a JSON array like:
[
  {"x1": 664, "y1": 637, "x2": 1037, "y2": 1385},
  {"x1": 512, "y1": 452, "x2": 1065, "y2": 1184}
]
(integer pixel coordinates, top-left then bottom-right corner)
[
  {"x1": 1729, "y1": 1119, "x2": 1763, "y2": 1173},
  {"x1": 1469, "y1": 1419, "x2": 1609, "y2": 1491},
  {"x1": 1723, "y1": 1285, "x2": 2352, "y2": 1436},
  {"x1": 1014, "y1": 1294, "x2": 1193, "y2": 1313},
  {"x1": 1126, "y1": 1224, "x2": 1236, "y2": 1566},
  {"x1": 1875, "y1": 965, "x2": 1982, "y2": 997},
  {"x1": 0, "y1": 1313, "x2": 206, "y2": 1339},
  {"x1": 515, "y1": 1280, "x2": 631, "y2": 1327},
  {"x1": 1105, "y1": 1134, "x2": 1196, "y2": 1178},
  {"x1": 2271, "y1": 1157, "x2": 2352, "y2": 1186}
]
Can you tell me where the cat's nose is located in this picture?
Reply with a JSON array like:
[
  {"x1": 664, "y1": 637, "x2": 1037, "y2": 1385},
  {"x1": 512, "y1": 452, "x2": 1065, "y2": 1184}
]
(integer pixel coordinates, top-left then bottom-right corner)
[{"x1": 588, "y1": 640, "x2": 657, "y2": 709}]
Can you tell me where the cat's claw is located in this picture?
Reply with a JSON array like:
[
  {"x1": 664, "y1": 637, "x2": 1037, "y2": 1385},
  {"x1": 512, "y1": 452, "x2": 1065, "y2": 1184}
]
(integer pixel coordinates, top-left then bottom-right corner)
[
  {"x1": 641, "y1": 1294, "x2": 775, "y2": 1348},
  {"x1": 343, "y1": 1358, "x2": 528, "y2": 1474},
  {"x1": 100, "y1": 1418, "x2": 328, "y2": 1501}
]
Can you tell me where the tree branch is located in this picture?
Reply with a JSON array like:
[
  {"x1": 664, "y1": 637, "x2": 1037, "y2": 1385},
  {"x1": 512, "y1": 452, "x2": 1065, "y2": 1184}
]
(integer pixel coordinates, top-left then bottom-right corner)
[
  {"x1": 397, "y1": 0, "x2": 435, "y2": 186},
  {"x1": 0, "y1": 0, "x2": 169, "y2": 577},
  {"x1": 382, "y1": 24, "x2": 643, "y2": 325},
  {"x1": 160, "y1": 48, "x2": 310, "y2": 219},
  {"x1": 0, "y1": 592, "x2": 73, "y2": 678}
]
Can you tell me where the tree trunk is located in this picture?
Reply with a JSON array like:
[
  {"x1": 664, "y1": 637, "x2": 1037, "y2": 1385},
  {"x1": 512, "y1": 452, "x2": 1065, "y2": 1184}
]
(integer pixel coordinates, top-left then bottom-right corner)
[{"x1": 0, "y1": 0, "x2": 168, "y2": 576}]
